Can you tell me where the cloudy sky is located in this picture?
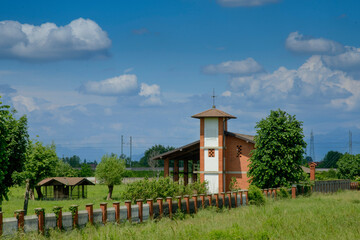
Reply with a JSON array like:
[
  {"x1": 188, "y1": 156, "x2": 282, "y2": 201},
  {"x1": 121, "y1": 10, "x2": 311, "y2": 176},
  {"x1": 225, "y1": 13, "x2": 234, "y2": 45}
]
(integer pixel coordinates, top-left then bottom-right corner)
[{"x1": 1, "y1": 0, "x2": 359, "y2": 162}]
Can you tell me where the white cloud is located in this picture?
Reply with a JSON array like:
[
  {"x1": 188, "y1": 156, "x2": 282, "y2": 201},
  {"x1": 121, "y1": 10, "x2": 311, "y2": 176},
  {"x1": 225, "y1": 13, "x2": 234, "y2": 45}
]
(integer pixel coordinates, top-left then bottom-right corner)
[
  {"x1": 286, "y1": 32, "x2": 345, "y2": 54},
  {"x1": 322, "y1": 46, "x2": 360, "y2": 70},
  {"x1": 222, "y1": 91, "x2": 232, "y2": 97},
  {"x1": 0, "y1": 18, "x2": 111, "y2": 61},
  {"x1": 229, "y1": 55, "x2": 359, "y2": 109},
  {"x1": 79, "y1": 74, "x2": 138, "y2": 96},
  {"x1": 139, "y1": 83, "x2": 160, "y2": 97},
  {"x1": 139, "y1": 83, "x2": 162, "y2": 106},
  {"x1": 11, "y1": 95, "x2": 39, "y2": 112},
  {"x1": 217, "y1": 0, "x2": 280, "y2": 7},
  {"x1": 203, "y1": 58, "x2": 263, "y2": 75}
]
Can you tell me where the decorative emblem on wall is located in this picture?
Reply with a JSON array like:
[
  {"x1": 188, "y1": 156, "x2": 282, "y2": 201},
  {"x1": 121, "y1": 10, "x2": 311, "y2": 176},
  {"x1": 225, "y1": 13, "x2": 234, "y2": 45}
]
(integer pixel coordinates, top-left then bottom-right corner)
[
  {"x1": 208, "y1": 149, "x2": 215, "y2": 157},
  {"x1": 236, "y1": 145, "x2": 242, "y2": 158}
]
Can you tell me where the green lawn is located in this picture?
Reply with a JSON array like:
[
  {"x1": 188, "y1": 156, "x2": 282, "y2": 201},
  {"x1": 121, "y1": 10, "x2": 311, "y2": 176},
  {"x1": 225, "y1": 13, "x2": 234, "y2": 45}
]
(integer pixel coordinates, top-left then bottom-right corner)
[
  {"x1": 1, "y1": 184, "x2": 126, "y2": 218},
  {"x1": 11, "y1": 190, "x2": 360, "y2": 240}
]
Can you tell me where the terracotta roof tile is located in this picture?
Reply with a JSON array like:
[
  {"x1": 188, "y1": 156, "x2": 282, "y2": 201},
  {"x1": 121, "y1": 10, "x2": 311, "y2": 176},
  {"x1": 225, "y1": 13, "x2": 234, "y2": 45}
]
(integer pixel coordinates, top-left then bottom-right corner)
[
  {"x1": 191, "y1": 108, "x2": 236, "y2": 119},
  {"x1": 37, "y1": 177, "x2": 95, "y2": 186}
]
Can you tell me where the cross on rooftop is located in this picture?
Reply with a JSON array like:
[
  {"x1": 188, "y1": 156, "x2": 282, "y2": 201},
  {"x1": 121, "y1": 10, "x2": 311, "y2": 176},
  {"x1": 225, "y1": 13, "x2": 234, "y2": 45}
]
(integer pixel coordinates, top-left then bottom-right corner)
[{"x1": 212, "y1": 88, "x2": 216, "y2": 108}]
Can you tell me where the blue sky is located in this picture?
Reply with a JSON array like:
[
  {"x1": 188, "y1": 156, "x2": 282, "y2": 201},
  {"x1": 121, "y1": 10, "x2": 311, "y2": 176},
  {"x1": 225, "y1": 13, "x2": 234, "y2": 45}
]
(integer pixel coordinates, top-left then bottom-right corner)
[{"x1": 1, "y1": 0, "x2": 360, "y2": 162}]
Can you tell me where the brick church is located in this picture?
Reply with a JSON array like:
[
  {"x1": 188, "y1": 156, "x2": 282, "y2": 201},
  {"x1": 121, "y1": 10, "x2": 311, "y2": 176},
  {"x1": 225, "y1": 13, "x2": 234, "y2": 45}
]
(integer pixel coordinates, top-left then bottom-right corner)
[{"x1": 153, "y1": 106, "x2": 255, "y2": 193}]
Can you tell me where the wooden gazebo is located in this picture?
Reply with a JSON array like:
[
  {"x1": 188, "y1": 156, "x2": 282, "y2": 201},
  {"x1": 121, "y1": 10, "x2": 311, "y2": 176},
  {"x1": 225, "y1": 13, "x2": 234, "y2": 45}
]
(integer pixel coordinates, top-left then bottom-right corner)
[{"x1": 36, "y1": 177, "x2": 95, "y2": 200}]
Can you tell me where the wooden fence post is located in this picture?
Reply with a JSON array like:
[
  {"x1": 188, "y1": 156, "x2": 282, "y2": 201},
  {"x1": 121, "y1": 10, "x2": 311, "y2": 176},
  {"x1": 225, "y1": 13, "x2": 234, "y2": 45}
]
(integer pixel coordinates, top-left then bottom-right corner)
[
  {"x1": 157, "y1": 198, "x2": 163, "y2": 218},
  {"x1": 184, "y1": 195, "x2": 190, "y2": 214},
  {"x1": 176, "y1": 196, "x2": 182, "y2": 211},
  {"x1": 86, "y1": 204, "x2": 94, "y2": 225},
  {"x1": 35, "y1": 208, "x2": 45, "y2": 234},
  {"x1": 166, "y1": 197, "x2": 172, "y2": 219},
  {"x1": 69, "y1": 205, "x2": 78, "y2": 229},
  {"x1": 125, "y1": 200, "x2": 132, "y2": 223},
  {"x1": 226, "y1": 192, "x2": 232, "y2": 209},
  {"x1": 238, "y1": 190, "x2": 243, "y2": 206},
  {"x1": 214, "y1": 193, "x2": 219, "y2": 208},
  {"x1": 53, "y1": 206, "x2": 63, "y2": 230},
  {"x1": 233, "y1": 191, "x2": 238, "y2": 208},
  {"x1": 199, "y1": 194, "x2": 205, "y2": 209},
  {"x1": 244, "y1": 190, "x2": 248, "y2": 205},
  {"x1": 273, "y1": 188, "x2": 277, "y2": 200},
  {"x1": 220, "y1": 192, "x2": 225, "y2": 208},
  {"x1": 292, "y1": 185, "x2": 296, "y2": 199},
  {"x1": 192, "y1": 195, "x2": 198, "y2": 213},
  {"x1": 137, "y1": 200, "x2": 143, "y2": 223},
  {"x1": 14, "y1": 210, "x2": 25, "y2": 232},
  {"x1": 113, "y1": 202, "x2": 120, "y2": 224},
  {"x1": 100, "y1": 202, "x2": 107, "y2": 224},
  {"x1": 207, "y1": 194, "x2": 212, "y2": 207},
  {"x1": 146, "y1": 199, "x2": 154, "y2": 220}
]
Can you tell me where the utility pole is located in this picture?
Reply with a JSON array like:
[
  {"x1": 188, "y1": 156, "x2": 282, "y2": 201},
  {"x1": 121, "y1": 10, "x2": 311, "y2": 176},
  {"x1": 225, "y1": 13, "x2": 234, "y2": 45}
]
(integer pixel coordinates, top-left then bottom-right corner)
[
  {"x1": 310, "y1": 130, "x2": 315, "y2": 162},
  {"x1": 121, "y1": 135, "x2": 124, "y2": 156},
  {"x1": 130, "y1": 136, "x2": 132, "y2": 167},
  {"x1": 349, "y1": 130, "x2": 352, "y2": 154}
]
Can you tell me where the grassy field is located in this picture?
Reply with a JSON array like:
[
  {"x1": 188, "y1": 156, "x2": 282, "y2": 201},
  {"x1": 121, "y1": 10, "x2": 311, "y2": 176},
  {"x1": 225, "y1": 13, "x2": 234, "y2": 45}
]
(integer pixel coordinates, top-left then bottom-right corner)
[
  {"x1": 11, "y1": 190, "x2": 360, "y2": 240},
  {"x1": 1, "y1": 184, "x2": 126, "y2": 218}
]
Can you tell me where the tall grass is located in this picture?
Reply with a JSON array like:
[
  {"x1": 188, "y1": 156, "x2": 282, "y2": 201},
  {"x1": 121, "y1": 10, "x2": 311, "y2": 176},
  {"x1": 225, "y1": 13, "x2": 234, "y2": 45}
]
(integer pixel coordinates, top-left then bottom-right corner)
[{"x1": 12, "y1": 190, "x2": 360, "y2": 240}]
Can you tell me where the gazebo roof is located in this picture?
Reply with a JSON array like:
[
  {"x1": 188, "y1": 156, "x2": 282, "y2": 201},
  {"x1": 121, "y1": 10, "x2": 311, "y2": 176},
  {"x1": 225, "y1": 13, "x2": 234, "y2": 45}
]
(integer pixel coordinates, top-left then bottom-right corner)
[
  {"x1": 37, "y1": 177, "x2": 95, "y2": 187},
  {"x1": 191, "y1": 108, "x2": 236, "y2": 119}
]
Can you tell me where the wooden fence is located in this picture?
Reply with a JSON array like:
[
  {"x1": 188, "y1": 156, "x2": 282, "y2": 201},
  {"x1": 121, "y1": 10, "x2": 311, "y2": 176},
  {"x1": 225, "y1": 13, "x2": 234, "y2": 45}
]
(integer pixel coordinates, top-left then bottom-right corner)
[{"x1": 313, "y1": 180, "x2": 352, "y2": 193}]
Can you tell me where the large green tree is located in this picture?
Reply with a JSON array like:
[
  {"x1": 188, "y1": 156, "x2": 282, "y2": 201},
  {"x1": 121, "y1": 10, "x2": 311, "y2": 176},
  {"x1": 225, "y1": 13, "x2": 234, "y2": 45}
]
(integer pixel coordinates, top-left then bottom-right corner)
[
  {"x1": 12, "y1": 140, "x2": 58, "y2": 214},
  {"x1": 79, "y1": 163, "x2": 94, "y2": 177},
  {"x1": 53, "y1": 160, "x2": 79, "y2": 177},
  {"x1": 248, "y1": 109, "x2": 307, "y2": 188},
  {"x1": 337, "y1": 153, "x2": 360, "y2": 180},
  {"x1": 96, "y1": 153, "x2": 126, "y2": 200},
  {"x1": 139, "y1": 145, "x2": 175, "y2": 167},
  {"x1": 318, "y1": 151, "x2": 343, "y2": 168},
  {"x1": 0, "y1": 98, "x2": 29, "y2": 210}
]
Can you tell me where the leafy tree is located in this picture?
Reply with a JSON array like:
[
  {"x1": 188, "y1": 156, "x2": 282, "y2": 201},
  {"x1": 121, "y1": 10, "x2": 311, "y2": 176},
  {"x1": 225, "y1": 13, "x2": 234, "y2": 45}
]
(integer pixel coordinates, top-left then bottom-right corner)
[
  {"x1": 0, "y1": 98, "x2": 29, "y2": 211},
  {"x1": 337, "y1": 153, "x2": 360, "y2": 180},
  {"x1": 96, "y1": 154, "x2": 126, "y2": 200},
  {"x1": 139, "y1": 145, "x2": 175, "y2": 167},
  {"x1": 79, "y1": 163, "x2": 94, "y2": 177},
  {"x1": 53, "y1": 160, "x2": 79, "y2": 177},
  {"x1": 62, "y1": 155, "x2": 82, "y2": 168},
  {"x1": 318, "y1": 151, "x2": 343, "y2": 168},
  {"x1": 248, "y1": 109, "x2": 306, "y2": 188},
  {"x1": 12, "y1": 140, "x2": 58, "y2": 214},
  {"x1": 119, "y1": 154, "x2": 131, "y2": 167}
]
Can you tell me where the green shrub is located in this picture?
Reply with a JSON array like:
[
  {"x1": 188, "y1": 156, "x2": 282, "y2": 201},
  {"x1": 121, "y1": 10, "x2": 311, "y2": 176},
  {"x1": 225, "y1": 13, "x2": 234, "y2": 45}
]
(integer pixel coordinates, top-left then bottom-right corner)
[
  {"x1": 248, "y1": 185, "x2": 266, "y2": 206},
  {"x1": 120, "y1": 177, "x2": 207, "y2": 203},
  {"x1": 277, "y1": 187, "x2": 290, "y2": 199}
]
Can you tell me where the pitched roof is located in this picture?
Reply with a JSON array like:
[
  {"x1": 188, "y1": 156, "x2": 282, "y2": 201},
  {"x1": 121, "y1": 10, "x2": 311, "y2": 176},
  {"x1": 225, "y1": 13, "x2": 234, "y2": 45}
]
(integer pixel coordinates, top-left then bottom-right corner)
[
  {"x1": 37, "y1": 177, "x2": 95, "y2": 186},
  {"x1": 151, "y1": 140, "x2": 200, "y2": 161},
  {"x1": 301, "y1": 166, "x2": 310, "y2": 174},
  {"x1": 225, "y1": 131, "x2": 255, "y2": 144},
  {"x1": 191, "y1": 108, "x2": 236, "y2": 119}
]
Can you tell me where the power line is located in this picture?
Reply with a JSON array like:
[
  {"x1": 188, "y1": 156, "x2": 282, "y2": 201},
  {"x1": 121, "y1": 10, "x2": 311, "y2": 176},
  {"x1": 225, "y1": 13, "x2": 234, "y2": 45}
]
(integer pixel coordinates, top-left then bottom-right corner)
[{"x1": 121, "y1": 135, "x2": 124, "y2": 155}]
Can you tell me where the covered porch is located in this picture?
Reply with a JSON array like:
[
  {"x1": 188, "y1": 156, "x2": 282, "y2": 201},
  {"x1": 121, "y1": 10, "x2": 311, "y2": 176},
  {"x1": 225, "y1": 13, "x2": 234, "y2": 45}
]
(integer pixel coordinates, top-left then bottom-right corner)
[{"x1": 151, "y1": 141, "x2": 200, "y2": 185}]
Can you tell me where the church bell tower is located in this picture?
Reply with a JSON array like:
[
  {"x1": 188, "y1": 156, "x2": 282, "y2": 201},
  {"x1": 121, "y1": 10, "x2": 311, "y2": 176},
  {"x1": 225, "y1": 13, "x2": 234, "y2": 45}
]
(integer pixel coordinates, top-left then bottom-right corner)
[{"x1": 192, "y1": 107, "x2": 236, "y2": 193}]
